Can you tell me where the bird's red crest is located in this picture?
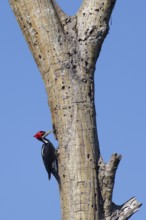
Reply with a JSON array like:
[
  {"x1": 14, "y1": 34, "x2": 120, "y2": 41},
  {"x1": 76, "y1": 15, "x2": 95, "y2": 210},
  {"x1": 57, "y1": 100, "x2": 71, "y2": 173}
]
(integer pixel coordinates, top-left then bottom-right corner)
[{"x1": 33, "y1": 131, "x2": 45, "y2": 139}]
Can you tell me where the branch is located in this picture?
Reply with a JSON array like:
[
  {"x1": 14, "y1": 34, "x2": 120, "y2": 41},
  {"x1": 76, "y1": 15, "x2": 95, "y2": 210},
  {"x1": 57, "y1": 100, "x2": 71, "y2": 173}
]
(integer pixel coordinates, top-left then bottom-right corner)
[
  {"x1": 112, "y1": 197, "x2": 142, "y2": 220},
  {"x1": 71, "y1": 0, "x2": 116, "y2": 65},
  {"x1": 98, "y1": 154, "x2": 122, "y2": 217},
  {"x1": 78, "y1": 0, "x2": 116, "y2": 29},
  {"x1": 98, "y1": 154, "x2": 142, "y2": 219},
  {"x1": 9, "y1": 0, "x2": 68, "y2": 75},
  {"x1": 78, "y1": 0, "x2": 116, "y2": 19}
]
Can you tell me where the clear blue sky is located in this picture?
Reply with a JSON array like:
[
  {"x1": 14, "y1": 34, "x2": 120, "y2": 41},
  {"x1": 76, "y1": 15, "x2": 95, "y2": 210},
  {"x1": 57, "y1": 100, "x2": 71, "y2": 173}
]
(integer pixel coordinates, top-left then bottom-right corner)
[{"x1": 1, "y1": 1, "x2": 145, "y2": 219}]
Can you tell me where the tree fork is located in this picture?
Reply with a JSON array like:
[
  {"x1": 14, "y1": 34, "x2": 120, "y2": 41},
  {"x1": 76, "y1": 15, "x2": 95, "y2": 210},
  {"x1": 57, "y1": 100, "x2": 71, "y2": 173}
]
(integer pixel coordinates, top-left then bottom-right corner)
[{"x1": 9, "y1": 0, "x2": 141, "y2": 219}]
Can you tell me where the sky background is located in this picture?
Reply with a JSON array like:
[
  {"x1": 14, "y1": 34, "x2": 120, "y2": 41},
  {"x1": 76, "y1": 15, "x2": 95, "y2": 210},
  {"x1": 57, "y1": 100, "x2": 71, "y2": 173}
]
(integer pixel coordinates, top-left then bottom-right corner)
[{"x1": 0, "y1": 1, "x2": 145, "y2": 219}]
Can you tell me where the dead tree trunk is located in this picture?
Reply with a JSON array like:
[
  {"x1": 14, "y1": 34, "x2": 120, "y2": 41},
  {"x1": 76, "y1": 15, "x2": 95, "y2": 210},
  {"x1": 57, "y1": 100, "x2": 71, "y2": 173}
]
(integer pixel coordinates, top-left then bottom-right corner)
[{"x1": 9, "y1": 0, "x2": 141, "y2": 219}]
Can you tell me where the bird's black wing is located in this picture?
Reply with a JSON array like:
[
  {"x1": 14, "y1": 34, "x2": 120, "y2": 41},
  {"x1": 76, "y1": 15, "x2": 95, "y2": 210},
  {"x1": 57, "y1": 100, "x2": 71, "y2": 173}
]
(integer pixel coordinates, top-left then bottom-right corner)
[{"x1": 41, "y1": 142, "x2": 56, "y2": 179}]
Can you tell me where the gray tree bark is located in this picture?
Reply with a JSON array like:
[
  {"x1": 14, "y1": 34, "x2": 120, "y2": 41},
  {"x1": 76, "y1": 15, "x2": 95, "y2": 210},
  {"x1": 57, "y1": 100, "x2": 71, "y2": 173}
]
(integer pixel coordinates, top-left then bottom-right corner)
[{"x1": 9, "y1": 0, "x2": 141, "y2": 219}]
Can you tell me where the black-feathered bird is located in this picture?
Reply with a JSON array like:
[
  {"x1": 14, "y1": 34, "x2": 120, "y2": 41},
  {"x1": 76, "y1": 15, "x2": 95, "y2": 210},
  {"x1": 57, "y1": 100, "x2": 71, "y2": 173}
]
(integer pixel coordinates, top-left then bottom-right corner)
[{"x1": 33, "y1": 130, "x2": 59, "y2": 183}]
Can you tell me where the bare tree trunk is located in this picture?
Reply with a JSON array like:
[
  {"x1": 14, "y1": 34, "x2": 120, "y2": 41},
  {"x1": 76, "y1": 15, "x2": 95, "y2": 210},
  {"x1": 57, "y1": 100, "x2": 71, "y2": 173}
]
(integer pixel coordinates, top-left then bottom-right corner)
[{"x1": 9, "y1": 0, "x2": 141, "y2": 219}]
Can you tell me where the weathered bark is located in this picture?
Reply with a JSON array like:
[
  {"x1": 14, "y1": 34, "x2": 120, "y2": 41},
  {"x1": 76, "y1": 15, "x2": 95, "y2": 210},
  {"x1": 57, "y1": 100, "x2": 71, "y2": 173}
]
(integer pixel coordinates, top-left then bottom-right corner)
[
  {"x1": 9, "y1": 0, "x2": 141, "y2": 219},
  {"x1": 98, "y1": 154, "x2": 141, "y2": 219}
]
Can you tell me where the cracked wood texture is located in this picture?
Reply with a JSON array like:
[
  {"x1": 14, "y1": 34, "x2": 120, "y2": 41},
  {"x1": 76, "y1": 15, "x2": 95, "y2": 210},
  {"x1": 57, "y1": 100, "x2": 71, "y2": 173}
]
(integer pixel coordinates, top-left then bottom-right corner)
[{"x1": 9, "y1": 0, "x2": 141, "y2": 219}]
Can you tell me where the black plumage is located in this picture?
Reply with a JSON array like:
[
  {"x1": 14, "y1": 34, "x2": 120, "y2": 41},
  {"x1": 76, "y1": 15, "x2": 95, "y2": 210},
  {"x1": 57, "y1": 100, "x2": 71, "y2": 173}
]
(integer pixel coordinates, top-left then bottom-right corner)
[
  {"x1": 41, "y1": 140, "x2": 58, "y2": 181},
  {"x1": 34, "y1": 130, "x2": 60, "y2": 183}
]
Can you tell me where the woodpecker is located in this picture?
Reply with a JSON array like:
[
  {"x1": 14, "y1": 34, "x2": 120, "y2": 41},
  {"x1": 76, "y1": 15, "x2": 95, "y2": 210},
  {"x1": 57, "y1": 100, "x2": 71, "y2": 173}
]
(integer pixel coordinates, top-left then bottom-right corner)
[{"x1": 33, "y1": 130, "x2": 59, "y2": 183}]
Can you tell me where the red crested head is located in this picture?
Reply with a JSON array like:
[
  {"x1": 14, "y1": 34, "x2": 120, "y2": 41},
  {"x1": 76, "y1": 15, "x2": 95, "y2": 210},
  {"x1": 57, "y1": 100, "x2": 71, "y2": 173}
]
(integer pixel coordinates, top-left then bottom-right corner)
[
  {"x1": 33, "y1": 130, "x2": 53, "y2": 143},
  {"x1": 33, "y1": 131, "x2": 45, "y2": 140}
]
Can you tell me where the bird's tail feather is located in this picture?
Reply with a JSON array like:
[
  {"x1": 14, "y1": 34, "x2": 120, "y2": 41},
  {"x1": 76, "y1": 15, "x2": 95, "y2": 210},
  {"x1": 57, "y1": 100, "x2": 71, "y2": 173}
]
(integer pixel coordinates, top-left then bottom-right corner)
[
  {"x1": 48, "y1": 172, "x2": 51, "y2": 180},
  {"x1": 51, "y1": 169, "x2": 60, "y2": 185}
]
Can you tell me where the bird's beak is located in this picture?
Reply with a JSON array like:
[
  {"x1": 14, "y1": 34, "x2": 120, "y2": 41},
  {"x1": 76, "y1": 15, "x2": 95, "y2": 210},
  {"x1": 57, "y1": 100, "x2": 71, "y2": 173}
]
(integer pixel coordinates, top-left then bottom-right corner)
[{"x1": 42, "y1": 130, "x2": 53, "y2": 138}]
